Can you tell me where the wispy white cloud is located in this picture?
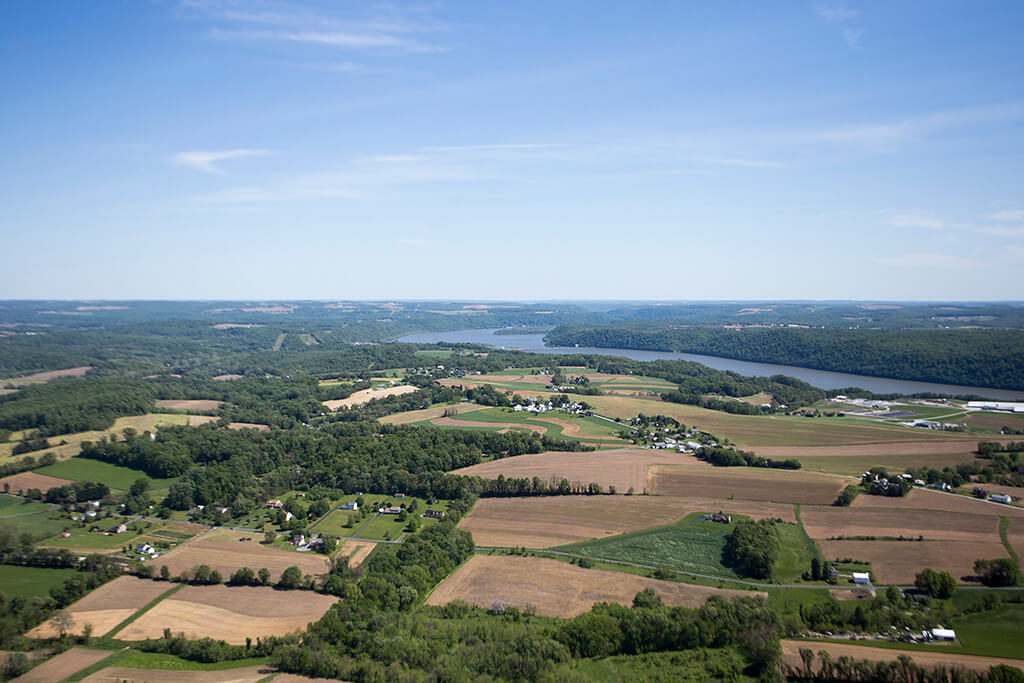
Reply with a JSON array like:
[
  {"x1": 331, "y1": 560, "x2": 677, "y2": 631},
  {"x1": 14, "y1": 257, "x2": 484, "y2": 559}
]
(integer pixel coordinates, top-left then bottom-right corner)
[
  {"x1": 873, "y1": 252, "x2": 979, "y2": 269},
  {"x1": 885, "y1": 213, "x2": 945, "y2": 229},
  {"x1": 422, "y1": 143, "x2": 567, "y2": 153},
  {"x1": 694, "y1": 157, "x2": 786, "y2": 169},
  {"x1": 989, "y1": 209, "x2": 1024, "y2": 221},
  {"x1": 173, "y1": 149, "x2": 270, "y2": 174},
  {"x1": 814, "y1": 4, "x2": 859, "y2": 23},
  {"x1": 182, "y1": 0, "x2": 446, "y2": 54}
]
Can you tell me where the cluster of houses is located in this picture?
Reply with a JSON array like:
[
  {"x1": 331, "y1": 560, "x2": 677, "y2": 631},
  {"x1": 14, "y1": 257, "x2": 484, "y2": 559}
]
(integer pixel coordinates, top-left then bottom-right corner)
[
  {"x1": 699, "y1": 513, "x2": 731, "y2": 524},
  {"x1": 861, "y1": 471, "x2": 952, "y2": 492},
  {"x1": 291, "y1": 532, "x2": 329, "y2": 552},
  {"x1": 897, "y1": 419, "x2": 966, "y2": 431}
]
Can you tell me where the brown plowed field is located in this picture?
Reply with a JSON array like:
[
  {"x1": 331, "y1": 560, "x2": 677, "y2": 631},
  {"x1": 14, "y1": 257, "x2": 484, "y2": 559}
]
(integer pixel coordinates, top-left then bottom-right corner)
[
  {"x1": 0, "y1": 471, "x2": 71, "y2": 493},
  {"x1": 323, "y1": 385, "x2": 417, "y2": 410},
  {"x1": 452, "y1": 448, "x2": 705, "y2": 494},
  {"x1": 426, "y1": 555, "x2": 761, "y2": 618},
  {"x1": 155, "y1": 399, "x2": 223, "y2": 411},
  {"x1": 80, "y1": 665, "x2": 270, "y2": 683},
  {"x1": 11, "y1": 648, "x2": 111, "y2": 683},
  {"x1": 817, "y1": 539, "x2": 1008, "y2": 583},
  {"x1": 780, "y1": 640, "x2": 1023, "y2": 674},
  {"x1": 649, "y1": 465, "x2": 848, "y2": 505},
  {"x1": 27, "y1": 576, "x2": 173, "y2": 638},
  {"x1": 801, "y1": 506, "x2": 1002, "y2": 543},
  {"x1": 338, "y1": 540, "x2": 375, "y2": 568},
  {"x1": 459, "y1": 495, "x2": 795, "y2": 548},
  {"x1": 187, "y1": 415, "x2": 220, "y2": 426},
  {"x1": 380, "y1": 403, "x2": 487, "y2": 425},
  {"x1": 116, "y1": 585, "x2": 338, "y2": 644},
  {"x1": 850, "y1": 489, "x2": 1024, "y2": 517},
  {"x1": 154, "y1": 529, "x2": 330, "y2": 582}
]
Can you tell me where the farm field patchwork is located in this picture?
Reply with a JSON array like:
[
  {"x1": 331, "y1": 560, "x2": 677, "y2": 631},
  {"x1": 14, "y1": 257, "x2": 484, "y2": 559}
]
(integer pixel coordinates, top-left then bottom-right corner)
[
  {"x1": 816, "y1": 538, "x2": 1008, "y2": 584},
  {"x1": 800, "y1": 505, "x2": 1003, "y2": 543},
  {"x1": 425, "y1": 555, "x2": 761, "y2": 618},
  {"x1": 114, "y1": 584, "x2": 339, "y2": 645},
  {"x1": 154, "y1": 529, "x2": 332, "y2": 582},
  {"x1": 459, "y1": 495, "x2": 796, "y2": 548},
  {"x1": 379, "y1": 402, "x2": 488, "y2": 425},
  {"x1": 452, "y1": 447, "x2": 707, "y2": 494},
  {"x1": 850, "y1": 488, "x2": 1024, "y2": 517},
  {"x1": 0, "y1": 471, "x2": 71, "y2": 493},
  {"x1": 27, "y1": 576, "x2": 175, "y2": 638},
  {"x1": 648, "y1": 464, "x2": 849, "y2": 505},
  {"x1": 337, "y1": 540, "x2": 376, "y2": 568},
  {"x1": 10, "y1": 647, "x2": 111, "y2": 683},
  {"x1": 78, "y1": 665, "x2": 271, "y2": 683}
]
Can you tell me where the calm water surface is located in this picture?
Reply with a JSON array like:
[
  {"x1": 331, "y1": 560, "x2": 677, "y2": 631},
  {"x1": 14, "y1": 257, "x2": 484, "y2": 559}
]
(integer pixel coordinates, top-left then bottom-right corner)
[{"x1": 398, "y1": 328, "x2": 1023, "y2": 400}]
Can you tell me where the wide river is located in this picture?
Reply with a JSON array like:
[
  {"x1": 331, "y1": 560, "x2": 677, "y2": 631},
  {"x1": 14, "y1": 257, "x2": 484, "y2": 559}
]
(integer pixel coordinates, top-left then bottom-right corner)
[{"x1": 398, "y1": 328, "x2": 1023, "y2": 400}]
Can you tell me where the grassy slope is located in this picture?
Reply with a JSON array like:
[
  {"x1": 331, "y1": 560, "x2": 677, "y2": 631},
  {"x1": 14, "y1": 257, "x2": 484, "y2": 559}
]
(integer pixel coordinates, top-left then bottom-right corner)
[
  {"x1": 35, "y1": 458, "x2": 178, "y2": 490},
  {"x1": 0, "y1": 565, "x2": 79, "y2": 597}
]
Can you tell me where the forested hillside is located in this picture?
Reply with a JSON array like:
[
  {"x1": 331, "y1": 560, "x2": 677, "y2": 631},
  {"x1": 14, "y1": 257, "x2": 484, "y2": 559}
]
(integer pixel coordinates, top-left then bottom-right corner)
[{"x1": 545, "y1": 325, "x2": 1024, "y2": 391}]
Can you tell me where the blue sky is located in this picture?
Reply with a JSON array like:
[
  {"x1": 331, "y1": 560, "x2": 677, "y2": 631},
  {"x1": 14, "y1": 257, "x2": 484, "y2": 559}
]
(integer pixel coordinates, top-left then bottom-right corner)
[{"x1": 1, "y1": 1, "x2": 1022, "y2": 300}]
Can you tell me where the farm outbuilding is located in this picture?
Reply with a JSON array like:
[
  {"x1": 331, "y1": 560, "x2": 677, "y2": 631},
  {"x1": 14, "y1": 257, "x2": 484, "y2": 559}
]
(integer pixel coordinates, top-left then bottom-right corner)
[
  {"x1": 930, "y1": 628, "x2": 956, "y2": 641},
  {"x1": 852, "y1": 572, "x2": 871, "y2": 585}
]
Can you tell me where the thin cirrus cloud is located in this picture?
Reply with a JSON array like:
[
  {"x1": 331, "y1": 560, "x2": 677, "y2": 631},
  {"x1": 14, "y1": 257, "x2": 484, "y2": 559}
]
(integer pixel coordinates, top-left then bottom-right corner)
[
  {"x1": 873, "y1": 253, "x2": 978, "y2": 269},
  {"x1": 814, "y1": 4, "x2": 859, "y2": 23},
  {"x1": 173, "y1": 149, "x2": 270, "y2": 174},
  {"x1": 989, "y1": 209, "x2": 1024, "y2": 221}
]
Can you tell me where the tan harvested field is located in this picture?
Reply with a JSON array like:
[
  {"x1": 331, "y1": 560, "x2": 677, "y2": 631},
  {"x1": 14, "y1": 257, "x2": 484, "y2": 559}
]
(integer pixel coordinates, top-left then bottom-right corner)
[
  {"x1": 324, "y1": 384, "x2": 418, "y2": 410},
  {"x1": 11, "y1": 648, "x2": 111, "y2": 683},
  {"x1": 426, "y1": 555, "x2": 761, "y2": 618},
  {"x1": 227, "y1": 422, "x2": 270, "y2": 431},
  {"x1": 828, "y1": 589, "x2": 871, "y2": 600},
  {"x1": 850, "y1": 488, "x2": 1024, "y2": 517},
  {"x1": 801, "y1": 506, "x2": 1002, "y2": 543},
  {"x1": 4, "y1": 366, "x2": 93, "y2": 386},
  {"x1": 155, "y1": 399, "x2": 223, "y2": 411},
  {"x1": 1, "y1": 414, "x2": 195, "y2": 463},
  {"x1": 573, "y1": 394, "x2": 983, "y2": 448},
  {"x1": 27, "y1": 576, "x2": 173, "y2": 638},
  {"x1": 298, "y1": 333, "x2": 319, "y2": 346},
  {"x1": 115, "y1": 585, "x2": 338, "y2": 644},
  {"x1": 338, "y1": 540, "x2": 376, "y2": 568},
  {"x1": 80, "y1": 665, "x2": 270, "y2": 683},
  {"x1": 0, "y1": 471, "x2": 71, "y2": 493},
  {"x1": 431, "y1": 416, "x2": 546, "y2": 434},
  {"x1": 155, "y1": 529, "x2": 331, "y2": 581},
  {"x1": 649, "y1": 465, "x2": 849, "y2": 505},
  {"x1": 452, "y1": 448, "x2": 705, "y2": 494},
  {"x1": 817, "y1": 539, "x2": 1008, "y2": 583},
  {"x1": 212, "y1": 323, "x2": 264, "y2": 329},
  {"x1": 780, "y1": 640, "x2": 1023, "y2": 674},
  {"x1": 188, "y1": 415, "x2": 221, "y2": 426},
  {"x1": 213, "y1": 374, "x2": 244, "y2": 380},
  {"x1": 752, "y1": 439, "x2": 992, "y2": 458},
  {"x1": 459, "y1": 495, "x2": 796, "y2": 548},
  {"x1": 380, "y1": 403, "x2": 487, "y2": 425}
]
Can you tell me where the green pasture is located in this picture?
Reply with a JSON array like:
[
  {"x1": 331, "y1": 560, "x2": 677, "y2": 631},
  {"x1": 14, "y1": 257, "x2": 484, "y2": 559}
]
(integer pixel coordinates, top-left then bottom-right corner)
[
  {"x1": 45, "y1": 519, "x2": 166, "y2": 550},
  {"x1": 35, "y1": 458, "x2": 178, "y2": 490},
  {"x1": 558, "y1": 513, "x2": 739, "y2": 579},
  {"x1": 415, "y1": 406, "x2": 627, "y2": 445},
  {"x1": 0, "y1": 494, "x2": 52, "y2": 517},
  {"x1": 0, "y1": 565, "x2": 80, "y2": 598},
  {"x1": 0, "y1": 508, "x2": 69, "y2": 538},
  {"x1": 775, "y1": 518, "x2": 819, "y2": 583}
]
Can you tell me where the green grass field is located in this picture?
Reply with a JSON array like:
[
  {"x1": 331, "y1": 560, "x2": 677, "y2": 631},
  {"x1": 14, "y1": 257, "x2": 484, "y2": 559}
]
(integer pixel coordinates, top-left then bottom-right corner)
[
  {"x1": 953, "y1": 603, "x2": 1024, "y2": 658},
  {"x1": 0, "y1": 565, "x2": 80, "y2": 598},
  {"x1": 0, "y1": 508, "x2": 70, "y2": 538},
  {"x1": 558, "y1": 514, "x2": 739, "y2": 579},
  {"x1": 414, "y1": 406, "x2": 627, "y2": 447},
  {"x1": 774, "y1": 519, "x2": 818, "y2": 583},
  {"x1": 35, "y1": 458, "x2": 178, "y2": 490},
  {"x1": 63, "y1": 650, "x2": 269, "y2": 682},
  {"x1": 0, "y1": 494, "x2": 53, "y2": 517}
]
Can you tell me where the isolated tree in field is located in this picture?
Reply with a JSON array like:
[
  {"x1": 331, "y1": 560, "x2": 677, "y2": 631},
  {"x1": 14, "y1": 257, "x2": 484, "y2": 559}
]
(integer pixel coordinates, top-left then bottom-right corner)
[
  {"x1": 160, "y1": 564, "x2": 170, "y2": 581},
  {"x1": 258, "y1": 567, "x2": 271, "y2": 585},
  {"x1": 51, "y1": 610, "x2": 74, "y2": 638},
  {"x1": 632, "y1": 587, "x2": 662, "y2": 609},
  {"x1": 130, "y1": 477, "x2": 150, "y2": 498},
  {"x1": 974, "y1": 558, "x2": 1021, "y2": 587},
  {"x1": 231, "y1": 566, "x2": 257, "y2": 585},
  {"x1": 914, "y1": 568, "x2": 957, "y2": 598},
  {"x1": 263, "y1": 530, "x2": 277, "y2": 544},
  {"x1": 279, "y1": 565, "x2": 302, "y2": 589}
]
